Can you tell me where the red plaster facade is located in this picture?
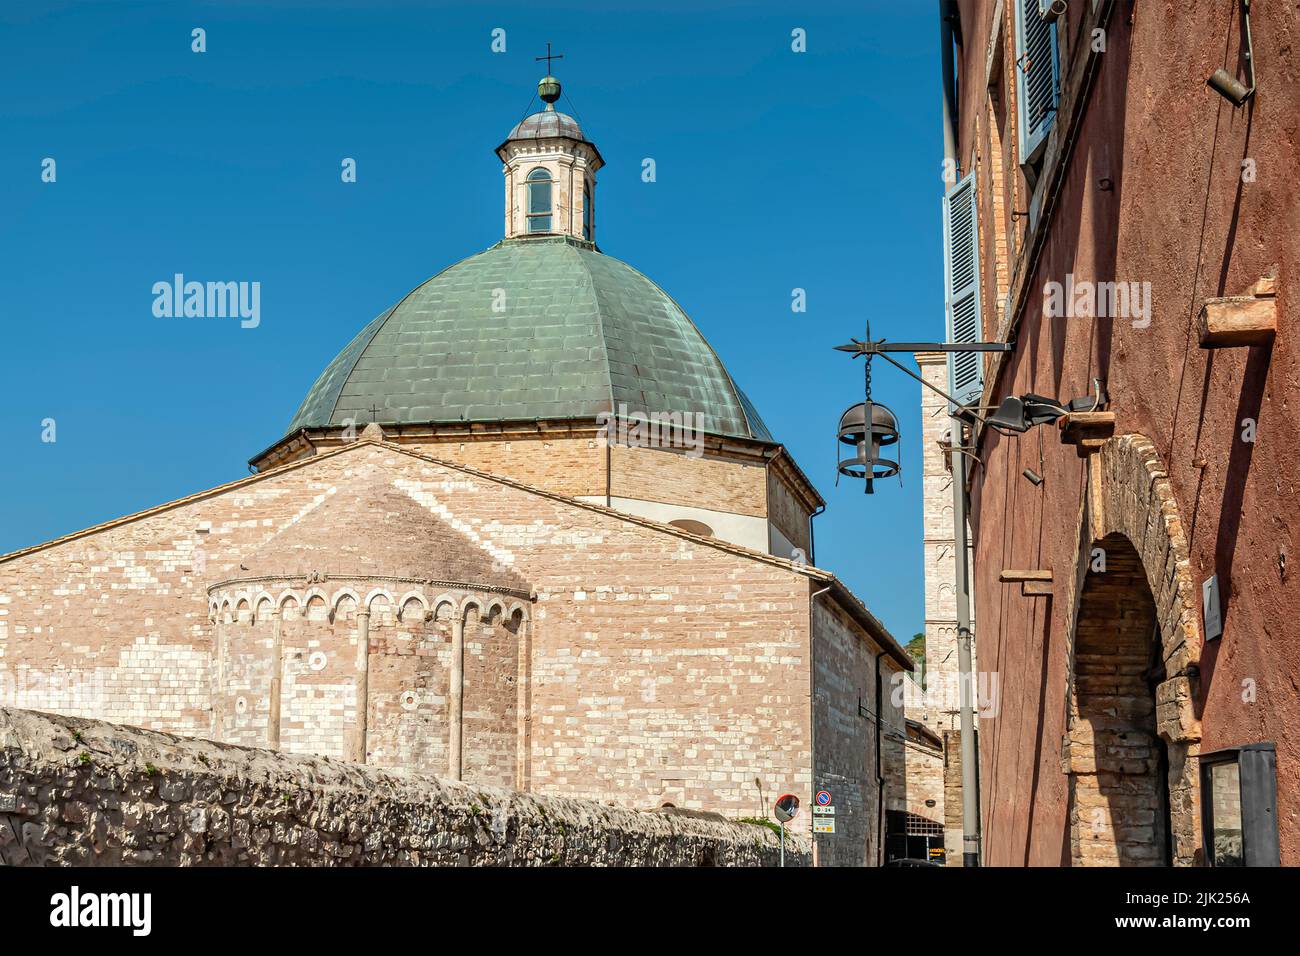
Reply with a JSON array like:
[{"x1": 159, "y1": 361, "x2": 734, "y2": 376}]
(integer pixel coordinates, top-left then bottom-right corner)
[{"x1": 951, "y1": 0, "x2": 1299, "y2": 864}]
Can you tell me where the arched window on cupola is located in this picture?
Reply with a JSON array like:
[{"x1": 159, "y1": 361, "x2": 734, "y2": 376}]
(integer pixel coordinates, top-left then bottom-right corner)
[
  {"x1": 582, "y1": 182, "x2": 593, "y2": 241},
  {"x1": 526, "y1": 168, "x2": 552, "y2": 233}
]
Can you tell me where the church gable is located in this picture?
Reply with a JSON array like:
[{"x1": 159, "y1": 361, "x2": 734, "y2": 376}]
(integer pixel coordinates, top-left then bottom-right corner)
[{"x1": 235, "y1": 465, "x2": 531, "y2": 594}]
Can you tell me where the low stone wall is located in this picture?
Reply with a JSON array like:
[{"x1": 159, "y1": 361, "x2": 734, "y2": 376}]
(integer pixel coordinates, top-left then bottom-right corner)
[{"x1": 0, "y1": 708, "x2": 806, "y2": 867}]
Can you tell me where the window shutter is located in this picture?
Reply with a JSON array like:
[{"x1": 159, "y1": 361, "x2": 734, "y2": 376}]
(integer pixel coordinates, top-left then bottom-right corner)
[
  {"x1": 1015, "y1": 0, "x2": 1060, "y2": 162},
  {"x1": 943, "y1": 173, "x2": 983, "y2": 407}
]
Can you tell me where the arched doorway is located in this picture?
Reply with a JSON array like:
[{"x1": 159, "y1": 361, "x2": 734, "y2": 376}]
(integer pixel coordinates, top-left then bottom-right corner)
[
  {"x1": 1059, "y1": 434, "x2": 1204, "y2": 865},
  {"x1": 1066, "y1": 533, "x2": 1172, "y2": 865}
]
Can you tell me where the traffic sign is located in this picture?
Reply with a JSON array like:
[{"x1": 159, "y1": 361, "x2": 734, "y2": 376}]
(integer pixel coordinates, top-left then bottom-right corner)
[{"x1": 815, "y1": 790, "x2": 832, "y2": 806}]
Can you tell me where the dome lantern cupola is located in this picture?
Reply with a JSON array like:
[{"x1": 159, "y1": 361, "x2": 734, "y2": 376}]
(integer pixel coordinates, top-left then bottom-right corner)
[{"x1": 496, "y1": 48, "x2": 603, "y2": 244}]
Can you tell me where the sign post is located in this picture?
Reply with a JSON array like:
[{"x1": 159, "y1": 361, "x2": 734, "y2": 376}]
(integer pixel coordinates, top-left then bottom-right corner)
[
  {"x1": 813, "y1": 790, "x2": 835, "y2": 834},
  {"x1": 773, "y1": 793, "x2": 800, "y2": 867}
]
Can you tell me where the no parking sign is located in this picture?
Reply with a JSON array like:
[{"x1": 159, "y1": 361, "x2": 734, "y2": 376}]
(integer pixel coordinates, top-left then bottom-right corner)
[{"x1": 813, "y1": 790, "x2": 835, "y2": 832}]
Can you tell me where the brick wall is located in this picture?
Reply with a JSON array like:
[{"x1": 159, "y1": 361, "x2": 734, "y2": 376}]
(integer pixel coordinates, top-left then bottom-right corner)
[
  {"x1": 404, "y1": 435, "x2": 606, "y2": 499},
  {"x1": 942, "y1": 729, "x2": 966, "y2": 865},
  {"x1": 916, "y1": 353, "x2": 977, "y2": 740},
  {"x1": 367, "y1": 608, "x2": 453, "y2": 773},
  {"x1": 767, "y1": 467, "x2": 812, "y2": 556},
  {"x1": 610, "y1": 442, "x2": 766, "y2": 517},
  {"x1": 902, "y1": 731, "x2": 944, "y2": 822},
  {"x1": 0, "y1": 442, "x2": 833, "y2": 834},
  {"x1": 461, "y1": 608, "x2": 520, "y2": 789},
  {"x1": 811, "y1": 598, "x2": 905, "y2": 866}
]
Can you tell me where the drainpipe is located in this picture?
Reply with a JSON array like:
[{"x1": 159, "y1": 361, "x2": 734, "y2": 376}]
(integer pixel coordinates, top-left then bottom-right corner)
[
  {"x1": 874, "y1": 648, "x2": 886, "y2": 866},
  {"x1": 808, "y1": 503, "x2": 826, "y2": 566},
  {"x1": 940, "y1": 0, "x2": 960, "y2": 172},
  {"x1": 941, "y1": 0, "x2": 981, "y2": 867},
  {"x1": 952, "y1": 444, "x2": 981, "y2": 866},
  {"x1": 809, "y1": 585, "x2": 832, "y2": 867}
]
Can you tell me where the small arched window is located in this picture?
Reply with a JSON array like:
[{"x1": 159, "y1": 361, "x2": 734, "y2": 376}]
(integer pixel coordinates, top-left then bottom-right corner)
[
  {"x1": 582, "y1": 182, "x2": 593, "y2": 241},
  {"x1": 526, "y1": 168, "x2": 552, "y2": 233}
]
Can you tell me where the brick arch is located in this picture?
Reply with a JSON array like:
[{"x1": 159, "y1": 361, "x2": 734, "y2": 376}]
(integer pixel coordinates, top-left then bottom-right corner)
[
  {"x1": 1064, "y1": 433, "x2": 1204, "y2": 866},
  {"x1": 1090, "y1": 434, "x2": 1202, "y2": 680}
]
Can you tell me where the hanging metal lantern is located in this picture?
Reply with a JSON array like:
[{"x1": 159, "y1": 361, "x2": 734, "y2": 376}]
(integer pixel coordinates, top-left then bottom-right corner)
[
  {"x1": 834, "y1": 327, "x2": 903, "y2": 493},
  {"x1": 837, "y1": 400, "x2": 900, "y2": 493}
]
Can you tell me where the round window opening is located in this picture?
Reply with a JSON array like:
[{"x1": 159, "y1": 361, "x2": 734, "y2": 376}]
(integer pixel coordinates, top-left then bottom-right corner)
[{"x1": 668, "y1": 519, "x2": 714, "y2": 538}]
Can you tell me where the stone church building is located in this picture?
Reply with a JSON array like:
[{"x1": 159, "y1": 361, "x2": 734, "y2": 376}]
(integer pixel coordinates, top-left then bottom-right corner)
[{"x1": 0, "y1": 74, "x2": 912, "y2": 865}]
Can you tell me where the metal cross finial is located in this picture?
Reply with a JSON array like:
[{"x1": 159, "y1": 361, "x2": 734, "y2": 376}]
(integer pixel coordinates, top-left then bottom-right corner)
[{"x1": 535, "y1": 42, "x2": 563, "y2": 74}]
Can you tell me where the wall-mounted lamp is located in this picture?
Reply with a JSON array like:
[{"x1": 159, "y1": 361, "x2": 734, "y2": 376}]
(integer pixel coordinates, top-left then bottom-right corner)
[
  {"x1": 987, "y1": 383, "x2": 1107, "y2": 434},
  {"x1": 1200, "y1": 743, "x2": 1280, "y2": 866},
  {"x1": 987, "y1": 394, "x2": 1067, "y2": 432},
  {"x1": 1207, "y1": 0, "x2": 1256, "y2": 106}
]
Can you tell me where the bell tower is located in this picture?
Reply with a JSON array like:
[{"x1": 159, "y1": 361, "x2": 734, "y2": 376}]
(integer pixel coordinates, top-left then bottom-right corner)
[{"x1": 496, "y1": 48, "x2": 604, "y2": 244}]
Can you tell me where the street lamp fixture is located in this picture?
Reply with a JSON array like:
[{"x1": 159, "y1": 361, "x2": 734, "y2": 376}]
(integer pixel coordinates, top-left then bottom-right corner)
[
  {"x1": 832, "y1": 324, "x2": 1016, "y2": 868},
  {"x1": 836, "y1": 401, "x2": 901, "y2": 493},
  {"x1": 832, "y1": 324, "x2": 1012, "y2": 495}
]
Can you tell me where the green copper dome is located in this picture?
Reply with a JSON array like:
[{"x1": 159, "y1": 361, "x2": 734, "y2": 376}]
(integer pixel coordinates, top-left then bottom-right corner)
[{"x1": 286, "y1": 237, "x2": 774, "y2": 443}]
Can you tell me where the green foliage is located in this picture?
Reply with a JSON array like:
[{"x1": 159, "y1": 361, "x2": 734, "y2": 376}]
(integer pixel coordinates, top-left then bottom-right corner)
[
  {"x1": 905, "y1": 632, "x2": 926, "y2": 688},
  {"x1": 737, "y1": 816, "x2": 783, "y2": 838}
]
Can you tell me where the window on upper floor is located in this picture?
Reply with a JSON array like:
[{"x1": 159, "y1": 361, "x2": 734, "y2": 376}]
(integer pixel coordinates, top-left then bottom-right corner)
[
  {"x1": 526, "y1": 168, "x2": 552, "y2": 233},
  {"x1": 1014, "y1": 0, "x2": 1061, "y2": 168}
]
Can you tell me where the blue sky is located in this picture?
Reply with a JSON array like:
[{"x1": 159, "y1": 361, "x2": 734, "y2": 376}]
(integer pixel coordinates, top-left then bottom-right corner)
[{"x1": 0, "y1": 0, "x2": 943, "y2": 642}]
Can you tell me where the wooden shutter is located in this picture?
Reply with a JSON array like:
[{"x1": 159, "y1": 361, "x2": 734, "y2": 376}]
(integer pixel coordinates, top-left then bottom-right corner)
[
  {"x1": 1015, "y1": 0, "x2": 1060, "y2": 161},
  {"x1": 943, "y1": 173, "x2": 983, "y2": 406}
]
